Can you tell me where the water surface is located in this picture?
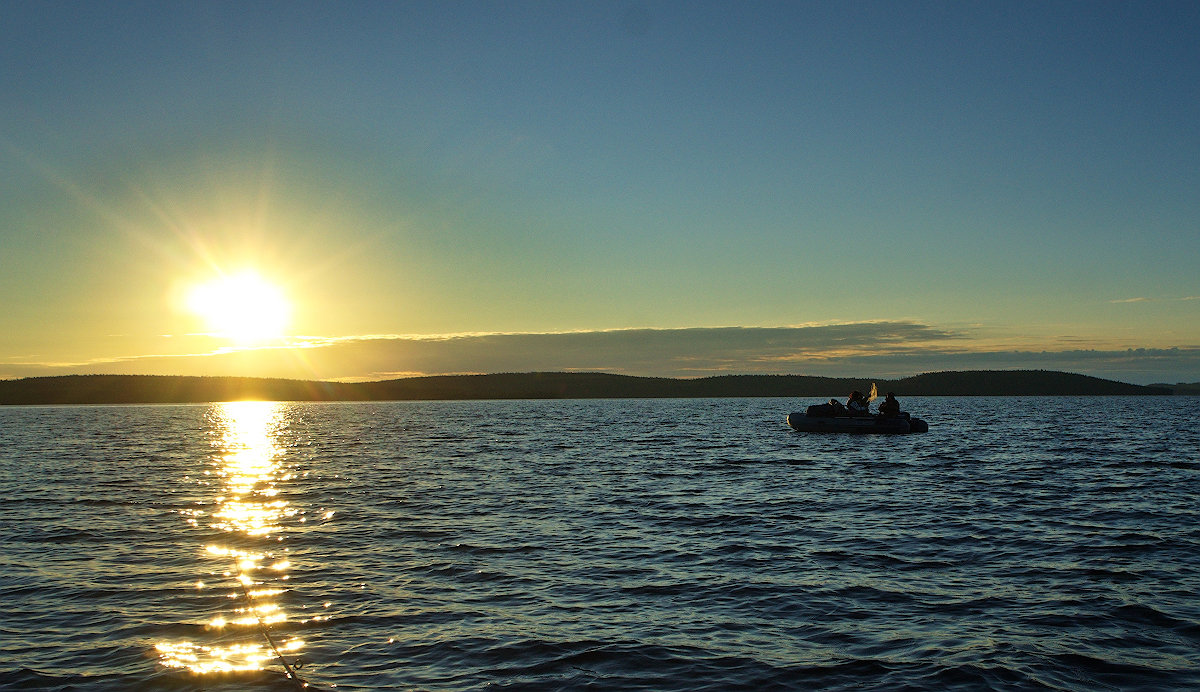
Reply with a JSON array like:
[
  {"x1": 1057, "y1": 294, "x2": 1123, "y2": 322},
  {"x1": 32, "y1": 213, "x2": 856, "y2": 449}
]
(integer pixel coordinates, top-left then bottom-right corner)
[{"x1": 1, "y1": 396, "x2": 1197, "y2": 690}]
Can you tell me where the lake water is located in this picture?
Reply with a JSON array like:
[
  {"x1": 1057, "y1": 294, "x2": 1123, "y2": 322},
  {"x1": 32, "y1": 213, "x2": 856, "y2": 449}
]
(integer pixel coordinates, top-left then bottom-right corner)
[{"x1": 1, "y1": 396, "x2": 1197, "y2": 691}]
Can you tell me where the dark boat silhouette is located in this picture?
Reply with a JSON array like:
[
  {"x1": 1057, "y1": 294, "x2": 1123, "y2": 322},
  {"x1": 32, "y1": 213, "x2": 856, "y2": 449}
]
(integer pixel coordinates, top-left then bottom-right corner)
[{"x1": 788, "y1": 403, "x2": 928, "y2": 434}]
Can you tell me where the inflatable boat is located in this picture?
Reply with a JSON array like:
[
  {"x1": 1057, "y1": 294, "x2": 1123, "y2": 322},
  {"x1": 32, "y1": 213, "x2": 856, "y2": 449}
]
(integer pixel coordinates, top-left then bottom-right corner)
[{"x1": 788, "y1": 404, "x2": 928, "y2": 434}]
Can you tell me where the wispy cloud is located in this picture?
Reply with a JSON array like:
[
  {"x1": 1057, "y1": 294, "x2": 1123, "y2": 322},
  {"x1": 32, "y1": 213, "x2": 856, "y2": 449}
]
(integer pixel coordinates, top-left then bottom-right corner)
[{"x1": 1110, "y1": 296, "x2": 1200, "y2": 304}]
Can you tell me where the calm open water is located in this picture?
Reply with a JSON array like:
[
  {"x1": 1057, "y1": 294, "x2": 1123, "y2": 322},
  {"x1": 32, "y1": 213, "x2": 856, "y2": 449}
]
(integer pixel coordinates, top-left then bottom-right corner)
[{"x1": 0, "y1": 396, "x2": 1197, "y2": 691}]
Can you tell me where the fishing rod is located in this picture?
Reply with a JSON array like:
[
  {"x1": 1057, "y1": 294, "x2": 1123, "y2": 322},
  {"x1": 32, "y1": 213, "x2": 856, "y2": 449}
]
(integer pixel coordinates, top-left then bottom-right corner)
[{"x1": 231, "y1": 556, "x2": 315, "y2": 690}]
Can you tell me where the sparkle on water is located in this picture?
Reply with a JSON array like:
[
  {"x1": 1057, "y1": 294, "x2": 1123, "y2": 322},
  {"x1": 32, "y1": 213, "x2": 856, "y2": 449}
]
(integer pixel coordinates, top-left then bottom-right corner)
[{"x1": 155, "y1": 401, "x2": 304, "y2": 676}]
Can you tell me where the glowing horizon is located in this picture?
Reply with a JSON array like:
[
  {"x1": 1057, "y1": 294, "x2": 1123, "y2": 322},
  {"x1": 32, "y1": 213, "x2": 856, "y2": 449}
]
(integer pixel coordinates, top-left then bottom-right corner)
[{"x1": 2, "y1": 322, "x2": 1197, "y2": 386}]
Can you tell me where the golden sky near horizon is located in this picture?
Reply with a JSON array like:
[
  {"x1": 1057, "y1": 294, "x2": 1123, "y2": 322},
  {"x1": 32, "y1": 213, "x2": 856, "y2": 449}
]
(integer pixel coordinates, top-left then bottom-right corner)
[{"x1": 2, "y1": 3, "x2": 1198, "y2": 384}]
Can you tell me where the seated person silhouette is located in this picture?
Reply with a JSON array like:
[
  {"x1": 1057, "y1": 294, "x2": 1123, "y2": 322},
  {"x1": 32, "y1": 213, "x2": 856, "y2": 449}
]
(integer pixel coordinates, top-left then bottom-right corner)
[
  {"x1": 846, "y1": 390, "x2": 871, "y2": 416},
  {"x1": 878, "y1": 392, "x2": 901, "y2": 417}
]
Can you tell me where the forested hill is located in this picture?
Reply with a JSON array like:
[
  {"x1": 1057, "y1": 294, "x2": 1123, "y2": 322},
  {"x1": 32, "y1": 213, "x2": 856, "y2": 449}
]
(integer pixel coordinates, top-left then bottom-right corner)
[
  {"x1": 882, "y1": 370, "x2": 1173, "y2": 396},
  {"x1": 0, "y1": 370, "x2": 1172, "y2": 405}
]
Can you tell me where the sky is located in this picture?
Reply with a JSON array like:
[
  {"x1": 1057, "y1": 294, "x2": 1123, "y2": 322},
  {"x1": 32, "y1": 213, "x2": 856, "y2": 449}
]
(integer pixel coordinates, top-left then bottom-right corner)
[{"x1": 2, "y1": 0, "x2": 1198, "y2": 385}]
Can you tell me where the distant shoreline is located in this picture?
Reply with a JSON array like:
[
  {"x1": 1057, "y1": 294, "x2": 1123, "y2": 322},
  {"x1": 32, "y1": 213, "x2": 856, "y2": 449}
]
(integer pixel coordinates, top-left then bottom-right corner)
[{"x1": 0, "y1": 370, "x2": 1182, "y2": 405}]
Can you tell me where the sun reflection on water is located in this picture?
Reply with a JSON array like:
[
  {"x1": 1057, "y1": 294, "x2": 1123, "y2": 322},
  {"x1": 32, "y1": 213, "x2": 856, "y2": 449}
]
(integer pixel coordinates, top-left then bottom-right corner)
[{"x1": 156, "y1": 401, "x2": 306, "y2": 680}]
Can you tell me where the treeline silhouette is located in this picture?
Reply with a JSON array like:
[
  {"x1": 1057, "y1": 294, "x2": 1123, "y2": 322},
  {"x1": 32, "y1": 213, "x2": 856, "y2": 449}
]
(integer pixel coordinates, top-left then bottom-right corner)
[
  {"x1": 1154, "y1": 381, "x2": 1200, "y2": 395},
  {"x1": 0, "y1": 370, "x2": 1172, "y2": 405}
]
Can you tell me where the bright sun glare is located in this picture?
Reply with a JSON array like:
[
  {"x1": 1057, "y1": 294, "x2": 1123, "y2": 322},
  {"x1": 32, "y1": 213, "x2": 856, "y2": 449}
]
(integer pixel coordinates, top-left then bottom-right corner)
[{"x1": 186, "y1": 272, "x2": 290, "y2": 343}]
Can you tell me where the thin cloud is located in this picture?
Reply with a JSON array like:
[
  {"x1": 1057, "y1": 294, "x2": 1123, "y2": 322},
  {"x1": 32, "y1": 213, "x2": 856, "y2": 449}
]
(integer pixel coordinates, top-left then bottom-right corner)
[
  {"x1": 1, "y1": 322, "x2": 960, "y2": 379},
  {"x1": 1110, "y1": 296, "x2": 1200, "y2": 304}
]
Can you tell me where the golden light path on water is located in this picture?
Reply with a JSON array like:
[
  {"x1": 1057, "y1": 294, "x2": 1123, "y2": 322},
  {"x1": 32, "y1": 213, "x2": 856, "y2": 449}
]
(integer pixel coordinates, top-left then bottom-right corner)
[{"x1": 156, "y1": 401, "x2": 308, "y2": 679}]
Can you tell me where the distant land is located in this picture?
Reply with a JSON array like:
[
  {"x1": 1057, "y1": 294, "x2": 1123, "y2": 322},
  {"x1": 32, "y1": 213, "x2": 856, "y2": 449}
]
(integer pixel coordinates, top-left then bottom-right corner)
[
  {"x1": 1152, "y1": 381, "x2": 1200, "y2": 395},
  {"x1": 0, "y1": 370, "x2": 1180, "y2": 405}
]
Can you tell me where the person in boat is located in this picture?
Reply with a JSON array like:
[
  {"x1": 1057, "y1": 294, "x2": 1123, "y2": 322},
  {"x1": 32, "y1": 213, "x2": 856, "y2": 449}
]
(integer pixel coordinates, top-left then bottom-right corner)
[
  {"x1": 846, "y1": 390, "x2": 871, "y2": 416},
  {"x1": 826, "y1": 398, "x2": 846, "y2": 415},
  {"x1": 878, "y1": 392, "x2": 900, "y2": 417}
]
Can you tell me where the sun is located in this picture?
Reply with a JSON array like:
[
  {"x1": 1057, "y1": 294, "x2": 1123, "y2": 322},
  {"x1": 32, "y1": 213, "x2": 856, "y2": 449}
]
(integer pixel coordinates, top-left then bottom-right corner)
[{"x1": 186, "y1": 272, "x2": 291, "y2": 343}]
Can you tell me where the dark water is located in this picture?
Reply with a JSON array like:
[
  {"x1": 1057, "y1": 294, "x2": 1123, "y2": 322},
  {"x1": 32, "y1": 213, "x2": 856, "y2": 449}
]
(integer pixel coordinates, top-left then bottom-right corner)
[{"x1": 1, "y1": 396, "x2": 1197, "y2": 691}]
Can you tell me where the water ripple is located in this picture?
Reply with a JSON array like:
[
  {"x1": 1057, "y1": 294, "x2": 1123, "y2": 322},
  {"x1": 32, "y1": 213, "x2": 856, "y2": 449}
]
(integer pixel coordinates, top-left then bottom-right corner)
[{"x1": 2, "y1": 397, "x2": 1199, "y2": 690}]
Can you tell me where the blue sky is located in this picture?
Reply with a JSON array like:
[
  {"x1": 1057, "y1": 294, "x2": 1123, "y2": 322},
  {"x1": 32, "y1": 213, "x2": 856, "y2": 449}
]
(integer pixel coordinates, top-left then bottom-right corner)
[{"x1": 2, "y1": 1, "x2": 1198, "y2": 384}]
